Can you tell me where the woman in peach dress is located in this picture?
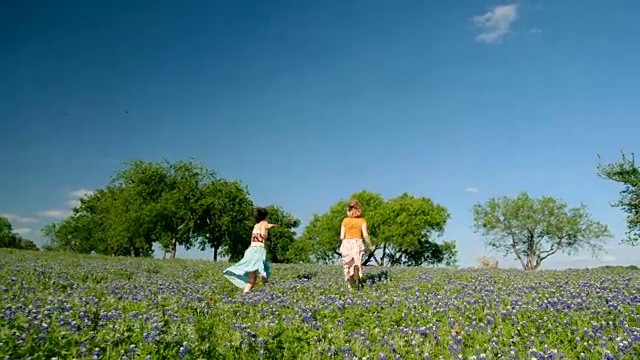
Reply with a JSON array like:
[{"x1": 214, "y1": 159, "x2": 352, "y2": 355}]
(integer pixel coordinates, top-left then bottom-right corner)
[{"x1": 339, "y1": 199, "x2": 375, "y2": 290}]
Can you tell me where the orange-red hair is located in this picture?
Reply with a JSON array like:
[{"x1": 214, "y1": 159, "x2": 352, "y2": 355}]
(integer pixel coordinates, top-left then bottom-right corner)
[{"x1": 347, "y1": 199, "x2": 361, "y2": 218}]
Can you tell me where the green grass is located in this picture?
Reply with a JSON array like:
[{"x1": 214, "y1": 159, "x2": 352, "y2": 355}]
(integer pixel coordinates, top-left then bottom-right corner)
[{"x1": 0, "y1": 249, "x2": 638, "y2": 359}]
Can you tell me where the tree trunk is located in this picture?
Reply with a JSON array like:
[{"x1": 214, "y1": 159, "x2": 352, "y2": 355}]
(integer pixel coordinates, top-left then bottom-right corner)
[
  {"x1": 213, "y1": 246, "x2": 219, "y2": 261},
  {"x1": 170, "y1": 240, "x2": 177, "y2": 259},
  {"x1": 362, "y1": 252, "x2": 375, "y2": 266},
  {"x1": 381, "y1": 243, "x2": 387, "y2": 266}
]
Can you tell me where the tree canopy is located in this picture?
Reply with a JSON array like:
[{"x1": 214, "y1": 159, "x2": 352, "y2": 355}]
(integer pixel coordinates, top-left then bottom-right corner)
[
  {"x1": 471, "y1": 191, "x2": 612, "y2": 270},
  {"x1": 39, "y1": 159, "x2": 309, "y2": 263},
  {"x1": 260, "y1": 205, "x2": 307, "y2": 264},
  {"x1": 0, "y1": 216, "x2": 39, "y2": 251},
  {"x1": 195, "y1": 178, "x2": 255, "y2": 261},
  {"x1": 597, "y1": 151, "x2": 640, "y2": 246}
]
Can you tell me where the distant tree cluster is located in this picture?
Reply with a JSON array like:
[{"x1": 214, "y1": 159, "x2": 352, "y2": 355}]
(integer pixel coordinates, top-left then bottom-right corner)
[
  {"x1": 40, "y1": 159, "x2": 303, "y2": 263},
  {"x1": 35, "y1": 150, "x2": 638, "y2": 270},
  {"x1": 0, "y1": 216, "x2": 39, "y2": 251}
]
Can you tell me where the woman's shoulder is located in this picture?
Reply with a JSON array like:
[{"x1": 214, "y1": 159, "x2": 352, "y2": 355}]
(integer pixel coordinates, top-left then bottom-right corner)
[{"x1": 342, "y1": 217, "x2": 366, "y2": 224}]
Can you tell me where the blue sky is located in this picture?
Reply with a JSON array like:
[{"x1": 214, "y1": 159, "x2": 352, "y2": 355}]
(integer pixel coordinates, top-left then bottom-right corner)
[{"x1": 1, "y1": 0, "x2": 639, "y2": 269}]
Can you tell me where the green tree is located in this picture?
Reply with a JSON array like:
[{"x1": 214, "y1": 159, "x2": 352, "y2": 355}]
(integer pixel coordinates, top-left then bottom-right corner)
[
  {"x1": 42, "y1": 159, "x2": 212, "y2": 258},
  {"x1": 42, "y1": 185, "x2": 154, "y2": 256},
  {"x1": 284, "y1": 236, "x2": 313, "y2": 263},
  {"x1": 597, "y1": 151, "x2": 640, "y2": 246},
  {"x1": 261, "y1": 205, "x2": 303, "y2": 263},
  {"x1": 101, "y1": 185, "x2": 156, "y2": 257},
  {"x1": 0, "y1": 216, "x2": 40, "y2": 251},
  {"x1": 471, "y1": 191, "x2": 613, "y2": 270},
  {"x1": 109, "y1": 159, "x2": 183, "y2": 258},
  {"x1": 0, "y1": 216, "x2": 19, "y2": 249},
  {"x1": 196, "y1": 178, "x2": 254, "y2": 261},
  {"x1": 375, "y1": 193, "x2": 451, "y2": 266},
  {"x1": 41, "y1": 223, "x2": 61, "y2": 251},
  {"x1": 104, "y1": 158, "x2": 215, "y2": 258},
  {"x1": 18, "y1": 238, "x2": 39, "y2": 251},
  {"x1": 439, "y1": 240, "x2": 458, "y2": 268}
]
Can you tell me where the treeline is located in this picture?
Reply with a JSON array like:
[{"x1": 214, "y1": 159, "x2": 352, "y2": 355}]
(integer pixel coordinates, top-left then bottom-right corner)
[
  {"x1": 36, "y1": 150, "x2": 640, "y2": 269},
  {"x1": 0, "y1": 217, "x2": 39, "y2": 251},
  {"x1": 40, "y1": 159, "x2": 458, "y2": 266}
]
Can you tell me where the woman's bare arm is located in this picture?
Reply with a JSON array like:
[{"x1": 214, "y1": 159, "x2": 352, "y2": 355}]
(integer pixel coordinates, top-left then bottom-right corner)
[
  {"x1": 362, "y1": 222, "x2": 374, "y2": 249},
  {"x1": 340, "y1": 225, "x2": 346, "y2": 240}
]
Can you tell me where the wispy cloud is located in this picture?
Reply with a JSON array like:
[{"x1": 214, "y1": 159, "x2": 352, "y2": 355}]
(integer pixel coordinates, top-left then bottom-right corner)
[
  {"x1": 37, "y1": 210, "x2": 72, "y2": 219},
  {"x1": 69, "y1": 189, "x2": 94, "y2": 199},
  {"x1": 525, "y1": 27, "x2": 542, "y2": 34},
  {"x1": 66, "y1": 188, "x2": 94, "y2": 208},
  {"x1": 13, "y1": 227, "x2": 33, "y2": 235},
  {"x1": 34, "y1": 188, "x2": 93, "y2": 220},
  {"x1": 0, "y1": 213, "x2": 38, "y2": 223},
  {"x1": 465, "y1": 187, "x2": 480, "y2": 193},
  {"x1": 472, "y1": 4, "x2": 519, "y2": 44}
]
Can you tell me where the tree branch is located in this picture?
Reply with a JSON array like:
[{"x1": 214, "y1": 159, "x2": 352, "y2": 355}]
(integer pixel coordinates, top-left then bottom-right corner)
[
  {"x1": 538, "y1": 246, "x2": 559, "y2": 262},
  {"x1": 510, "y1": 234, "x2": 526, "y2": 269},
  {"x1": 362, "y1": 252, "x2": 375, "y2": 266}
]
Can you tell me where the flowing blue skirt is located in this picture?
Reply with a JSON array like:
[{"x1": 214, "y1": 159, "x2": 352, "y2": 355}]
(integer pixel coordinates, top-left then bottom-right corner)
[{"x1": 223, "y1": 246, "x2": 271, "y2": 288}]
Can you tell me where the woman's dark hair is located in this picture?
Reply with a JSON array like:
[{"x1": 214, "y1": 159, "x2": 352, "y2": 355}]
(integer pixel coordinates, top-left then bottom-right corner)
[{"x1": 254, "y1": 207, "x2": 269, "y2": 224}]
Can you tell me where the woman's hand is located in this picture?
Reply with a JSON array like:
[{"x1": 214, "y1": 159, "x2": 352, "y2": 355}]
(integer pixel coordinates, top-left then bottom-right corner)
[{"x1": 368, "y1": 245, "x2": 375, "y2": 253}]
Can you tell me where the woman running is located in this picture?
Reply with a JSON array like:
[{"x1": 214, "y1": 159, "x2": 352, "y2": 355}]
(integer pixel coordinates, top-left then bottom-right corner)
[
  {"x1": 223, "y1": 207, "x2": 277, "y2": 294},
  {"x1": 339, "y1": 199, "x2": 375, "y2": 290}
]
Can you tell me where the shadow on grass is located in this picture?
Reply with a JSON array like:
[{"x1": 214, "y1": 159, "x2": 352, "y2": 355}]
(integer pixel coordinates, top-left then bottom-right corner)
[{"x1": 360, "y1": 269, "x2": 389, "y2": 286}]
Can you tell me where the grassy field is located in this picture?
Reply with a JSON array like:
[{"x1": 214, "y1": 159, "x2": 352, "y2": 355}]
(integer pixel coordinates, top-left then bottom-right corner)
[{"x1": 0, "y1": 250, "x2": 639, "y2": 359}]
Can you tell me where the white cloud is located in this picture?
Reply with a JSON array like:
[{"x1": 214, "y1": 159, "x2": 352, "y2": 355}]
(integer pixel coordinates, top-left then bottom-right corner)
[
  {"x1": 0, "y1": 213, "x2": 38, "y2": 223},
  {"x1": 65, "y1": 188, "x2": 94, "y2": 208},
  {"x1": 472, "y1": 4, "x2": 519, "y2": 44},
  {"x1": 465, "y1": 187, "x2": 479, "y2": 193},
  {"x1": 37, "y1": 210, "x2": 72, "y2": 219},
  {"x1": 525, "y1": 28, "x2": 542, "y2": 34},
  {"x1": 13, "y1": 227, "x2": 32, "y2": 235},
  {"x1": 33, "y1": 188, "x2": 93, "y2": 219},
  {"x1": 69, "y1": 189, "x2": 94, "y2": 199},
  {"x1": 67, "y1": 199, "x2": 81, "y2": 208}
]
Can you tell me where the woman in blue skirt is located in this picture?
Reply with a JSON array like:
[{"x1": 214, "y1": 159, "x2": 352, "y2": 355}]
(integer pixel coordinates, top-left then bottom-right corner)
[{"x1": 223, "y1": 207, "x2": 277, "y2": 294}]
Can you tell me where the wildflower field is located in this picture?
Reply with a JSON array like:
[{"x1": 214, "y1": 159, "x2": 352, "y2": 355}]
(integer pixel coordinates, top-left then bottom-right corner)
[{"x1": 1, "y1": 250, "x2": 639, "y2": 360}]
